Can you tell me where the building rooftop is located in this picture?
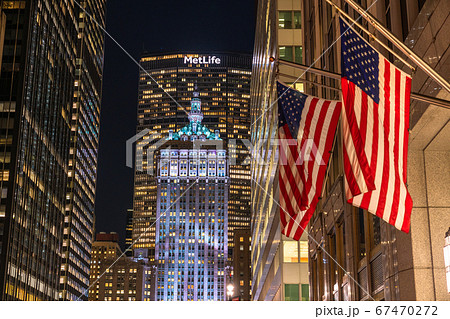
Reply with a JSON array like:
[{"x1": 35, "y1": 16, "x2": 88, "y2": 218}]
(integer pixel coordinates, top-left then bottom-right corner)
[
  {"x1": 168, "y1": 85, "x2": 221, "y2": 141},
  {"x1": 95, "y1": 232, "x2": 119, "y2": 242}
]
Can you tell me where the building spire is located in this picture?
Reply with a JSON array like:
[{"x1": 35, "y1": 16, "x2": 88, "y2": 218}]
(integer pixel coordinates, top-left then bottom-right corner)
[
  {"x1": 168, "y1": 82, "x2": 221, "y2": 141},
  {"x1": 193, "y1": 81, "x2": 199, "y2": 98},
  {"x1": 188, "y1": 82, "x2": 203, "y2": 129}
]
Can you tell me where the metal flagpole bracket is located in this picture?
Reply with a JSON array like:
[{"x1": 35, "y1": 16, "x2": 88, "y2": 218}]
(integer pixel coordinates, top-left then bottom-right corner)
[
  {"x1": 324, "y1": 0, "x2": 415, "y2": 72},
  {"x1": 277, "y1": 59, "x2": 450, "y2": 110},
  {"x1": 341, "y1": 0, "x2": 450, "y2": 93}
]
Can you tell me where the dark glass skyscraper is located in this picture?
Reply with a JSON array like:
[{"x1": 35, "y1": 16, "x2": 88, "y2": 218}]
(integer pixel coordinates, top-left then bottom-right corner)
[
  {"x1": 0, "y1": 0, "x2": 105, "y2": 301},
  {"x1": 59, "y1": 0, "x2": 106, "y2": 301},
  {"x1": 132, "y1": 53, "x2": 251, "y2": 264}
]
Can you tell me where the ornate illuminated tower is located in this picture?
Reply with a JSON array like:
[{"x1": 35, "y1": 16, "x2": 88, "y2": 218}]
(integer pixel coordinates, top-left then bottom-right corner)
[
  {"x1": 153, "y1": 87, "x2": 228, "y2": 301},
  {"x1": 132, "y1": 53, "x2": 251, "y2": 267},
  {"x1": 187, "y1": 85, "x2": 204, "y2": 133},
  {"x1": 169, "y1": 84, "x2": 221, "y2": 142}
]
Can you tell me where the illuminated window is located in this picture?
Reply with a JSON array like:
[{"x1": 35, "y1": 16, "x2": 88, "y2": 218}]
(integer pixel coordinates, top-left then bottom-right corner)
[
  {"x1": 160, "y1": 159, "x2": 169, "y2": 177},
  {"x1": 218, "y1": 160, "x2": 225, "y2": 177},
  {"x1": 287, "y1": 82, "x2": 304, "y2": 93},
  {"x1": 278, "y1": 11, "x2": 292, "y2": 29},
  {"x1": 279, "y1": 46, "x2": 293, "y2": 62},
  {"x1": 199, "y1": 160, "x2": 206, "y2": 176},
  {"x1": 189, "y1": 160, "x2": 197, "y2": 176},
  {"x1": 208, "y1": 160, "x2": 216, "y2": 177},
  {"x1": 170, "y1": 159, "x2": 178, "y2": 177},
  {"x1": 300, "y1": 241, "x2": 308, "y2": 263},
  {"x1": 180, "y1": 160, "x2": 187, "y2": 176},
  {"x1": 283, "y1": 241, "x2": 298, "y2": 263},
  {"x1": 279, "y1": 11, "x2": 301, "y2": 29}
]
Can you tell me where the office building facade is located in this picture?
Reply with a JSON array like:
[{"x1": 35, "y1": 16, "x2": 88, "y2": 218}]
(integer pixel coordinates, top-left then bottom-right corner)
[
  {"x1": 153, "y1": 90, "x2": 229, "y2": 301},
  {"x1": 0, "y1": 1, "x2": 106, "y2": 301},
  {"x1": 125, "y1": 209, "x2": 134, "y2": 256},
  {"x1": 0, "y1": 1, "x2": 72, "y2": 300},
  {"x1": 95, "y1": 255, "x2": 150, "y2": 301},
  {"x1": 232, "y1": 229, "x2": 252, "y2": 300},
  {"x1": 250, "y1": 0, "x2": 310, "y2": 301},
  {"x1": 59, "y1": 0, "x2": 106, "y2": 301},
  {"x1": 88, "y1": 233, "x2": 152, "y2": 301},
  {"x1": 88, "y1": 232, "x2": 122, "y2": 301},
  {"x1": 301, "y1": 0, "x2": 450, "y2": 301},
  {"x1": 251, "y1": 0, "x2": 450, "y2": 302},
  {"x1": 132, "y1": 53, "x2": 251, "y2": 263}
]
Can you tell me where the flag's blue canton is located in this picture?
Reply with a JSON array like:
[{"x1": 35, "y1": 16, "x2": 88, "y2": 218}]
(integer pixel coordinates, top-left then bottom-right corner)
[
  {"x1": 340, "y1": 19, "x2": 380, "y2": 104},
  {"x1": 277, "y1": 82, "x2": 307, "y2": 138}
]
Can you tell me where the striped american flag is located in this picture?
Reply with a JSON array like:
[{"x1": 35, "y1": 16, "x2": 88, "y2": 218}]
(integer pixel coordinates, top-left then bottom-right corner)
[
  {"x1": 340, "y1": 19, "x2": 413, "y2": 232},
  {"x1": 277, "y1": 82, "x2": 341, "y2": 240}
]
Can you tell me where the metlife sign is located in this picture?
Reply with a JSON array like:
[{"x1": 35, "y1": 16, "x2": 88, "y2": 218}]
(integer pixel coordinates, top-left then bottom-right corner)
[{"x1": 183, "y1": 55, "x2": 221, "y2": 65}]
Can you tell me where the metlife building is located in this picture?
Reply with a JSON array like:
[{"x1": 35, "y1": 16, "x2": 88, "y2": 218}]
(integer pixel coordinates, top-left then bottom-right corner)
[{"x1": 132, "y1": 53, "x2": 252, "y2": 269}]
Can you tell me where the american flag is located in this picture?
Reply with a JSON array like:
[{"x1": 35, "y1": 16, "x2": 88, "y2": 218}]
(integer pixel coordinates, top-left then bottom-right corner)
[
  {"x1": 277, "y1": 82, "x2": 341, "y2": 240},
  {"x1": 340, "y1": 19, "x2": 413, "y2": 232}
]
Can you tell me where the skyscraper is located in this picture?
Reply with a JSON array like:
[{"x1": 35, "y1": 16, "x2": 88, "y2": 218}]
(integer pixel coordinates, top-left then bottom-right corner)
[
  {"x1": 0, "y1": 1, "x2": 74, "y2": 301},
  {"x1": 0, "y1": 1, "x2": 106, "y2": 301},
  {"x1": 250, "y1": 0, "x2": 309, "y2": 301},
  {"x1": 153, "y1": 89, "x2": 229, "y2": 301},
  {"x1": 59, "y1": 0, "x2": 106, "y2": 301},
  {"x1": 132, "y1": 53, "x2": 251, "y2": 263}
]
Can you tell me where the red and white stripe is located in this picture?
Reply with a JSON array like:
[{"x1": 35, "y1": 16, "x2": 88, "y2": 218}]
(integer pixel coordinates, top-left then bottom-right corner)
[
  {"x1": 342, "y1": 57, "x2": 413, "y2": 232},
  {"x1": 279, "y1": 96, "x2": 341, "y2": 240}
]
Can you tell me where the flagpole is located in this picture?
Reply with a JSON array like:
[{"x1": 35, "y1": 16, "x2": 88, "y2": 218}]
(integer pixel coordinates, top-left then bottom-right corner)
[
  {"x1": 279, "y1": 72, "x2": 341, "y2": 92},
  {"x1": 324, "y1": 0, "x2": 415, "y2": 71},
  {"x1": 320, "y1": 130, "x2": 339, "y2": 199},
  {"x1": 340, "y1": 0, "x2": 450, "y2": 93},
  {"x1": 278, "y1": 59, "x2": 450, "y2": 110}
]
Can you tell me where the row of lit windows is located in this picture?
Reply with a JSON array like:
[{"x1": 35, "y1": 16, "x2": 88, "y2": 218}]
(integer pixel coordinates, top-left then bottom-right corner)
[{"x1": 160, "y1": 159, "x2": 226, "y2": 178}]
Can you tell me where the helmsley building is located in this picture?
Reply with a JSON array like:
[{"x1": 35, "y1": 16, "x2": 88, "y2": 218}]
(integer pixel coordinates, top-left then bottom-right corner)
[
  {"x1": 131, "y1": 52, "x2": 252, "y2": 266},
  {"x1": 152, "y1": 88, "x2": 229, "y2": 301}
]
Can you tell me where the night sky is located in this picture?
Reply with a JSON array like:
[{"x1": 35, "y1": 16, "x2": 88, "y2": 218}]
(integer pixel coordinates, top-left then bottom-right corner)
[{"x1": 94, "y1": 1, "x2": 257, "y2": 247}]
